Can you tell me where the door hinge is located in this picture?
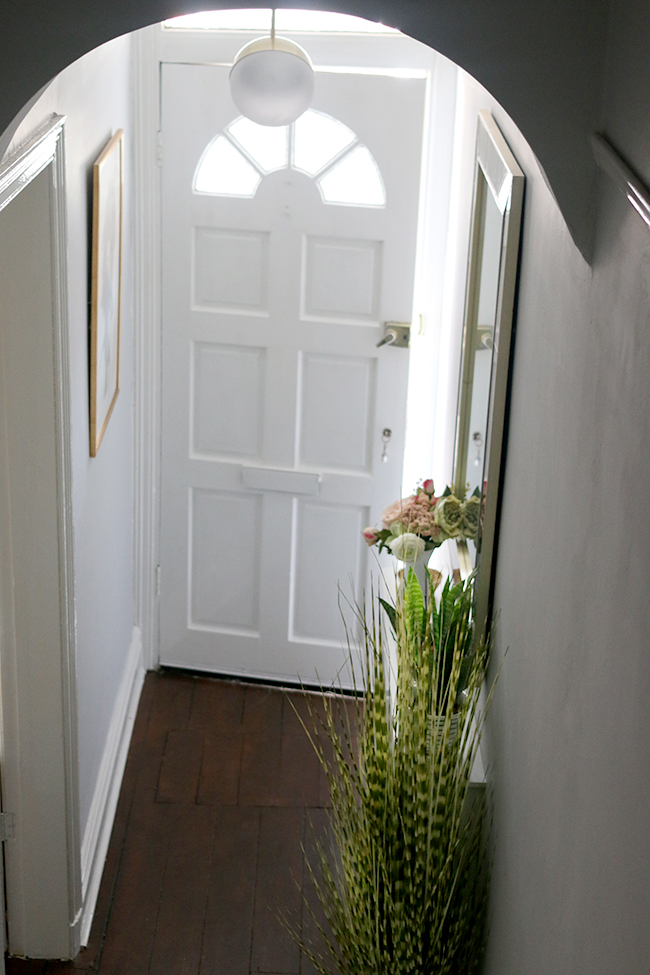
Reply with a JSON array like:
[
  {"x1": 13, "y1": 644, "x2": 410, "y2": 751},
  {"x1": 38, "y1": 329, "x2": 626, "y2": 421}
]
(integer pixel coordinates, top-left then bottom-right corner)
[
  {"x1": 156, "y1": 130, "x2": 163, "y2": 167},
  {"x1": 0, "y1": 812, "x2": 15, "y2": 842}
]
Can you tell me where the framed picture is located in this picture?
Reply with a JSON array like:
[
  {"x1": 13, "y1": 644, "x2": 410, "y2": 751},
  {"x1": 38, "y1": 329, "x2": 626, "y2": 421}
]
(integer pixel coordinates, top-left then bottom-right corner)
[{"x1": 90, "y1": 129, "x2": 124, "y2": 456}]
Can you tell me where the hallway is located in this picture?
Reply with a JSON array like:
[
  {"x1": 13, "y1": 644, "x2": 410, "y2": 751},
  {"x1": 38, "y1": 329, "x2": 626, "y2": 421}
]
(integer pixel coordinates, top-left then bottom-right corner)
[{"x1": 8, "y1": 672, "x2": 354, "y2": 974}]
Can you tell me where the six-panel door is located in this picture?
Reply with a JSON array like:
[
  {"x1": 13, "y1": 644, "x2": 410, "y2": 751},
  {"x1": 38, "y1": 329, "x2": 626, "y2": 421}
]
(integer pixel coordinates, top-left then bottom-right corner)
[{"x1": 160, "y1": 64, "x2": 425, "y2": 687}]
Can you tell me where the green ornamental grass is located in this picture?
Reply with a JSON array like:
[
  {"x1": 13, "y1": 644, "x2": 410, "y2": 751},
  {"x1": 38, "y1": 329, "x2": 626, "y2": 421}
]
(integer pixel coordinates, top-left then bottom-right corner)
[{"x1": 295, "y1": 569, "x2": 494, "y2": 975}]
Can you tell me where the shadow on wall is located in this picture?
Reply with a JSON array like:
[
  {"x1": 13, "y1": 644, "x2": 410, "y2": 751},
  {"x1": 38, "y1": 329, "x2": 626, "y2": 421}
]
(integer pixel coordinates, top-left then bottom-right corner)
[{"x1": 0, "y1": 0, "x2": 609, "y2": 259}]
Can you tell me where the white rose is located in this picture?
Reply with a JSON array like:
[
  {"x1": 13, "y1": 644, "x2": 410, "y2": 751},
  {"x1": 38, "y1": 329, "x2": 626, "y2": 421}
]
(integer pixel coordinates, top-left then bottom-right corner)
[{"x1": 388, "y1": 532, "x2": 425, "y2": 563}]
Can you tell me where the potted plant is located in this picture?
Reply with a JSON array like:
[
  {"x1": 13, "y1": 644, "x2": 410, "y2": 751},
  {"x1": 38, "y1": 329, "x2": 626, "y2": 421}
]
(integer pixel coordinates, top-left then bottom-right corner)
[
  {"x1": 381, "y1": 569, "x2": 477, "y2": 731},
  {"x1": 295, "y1": 568, "x2": 493, "y2": 975}
]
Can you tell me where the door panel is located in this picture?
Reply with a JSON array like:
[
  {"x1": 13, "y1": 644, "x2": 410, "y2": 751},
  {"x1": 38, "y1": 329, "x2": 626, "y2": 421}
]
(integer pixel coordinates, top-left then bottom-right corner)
[
  {"x1": 160, "y1": 63, "x2": 425, "y2": 686},
  {"x1": 298, "y1": 353, "x2": 376, "y2": 472},
  {"x1": 191, "y1": 342, "x2": 266, "y2": 459}
]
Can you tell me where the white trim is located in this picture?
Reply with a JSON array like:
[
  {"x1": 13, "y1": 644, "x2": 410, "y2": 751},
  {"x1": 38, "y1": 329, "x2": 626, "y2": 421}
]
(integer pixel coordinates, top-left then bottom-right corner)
[
  {"x1": 49, "y1": 114, "x2": 83, "y2": 954},
  {"x1": 0, "y1": 113, "x2": 81, "y2": 958},
  {"x1": 79, "y1": 626, "x2": 145, "y2": 946},
  {"x1": 592, "y1": 132, "x2": 650, "y2": 229},
  {"x1": 0, "y1": 115, "x2": 64, "y2": 213},
  {"x1": 132, "y1": 26, "x2": 163, "y2": 670},
  {"x1": 132, "y1": 27, "x2": 436, "y2": 673}
]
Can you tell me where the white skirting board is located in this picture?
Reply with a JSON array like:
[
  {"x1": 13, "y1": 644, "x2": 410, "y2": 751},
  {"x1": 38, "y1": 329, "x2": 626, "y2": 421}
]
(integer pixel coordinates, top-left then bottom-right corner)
[{"x1": 78, "y1": 627, "x2": 145, "y2": 946}]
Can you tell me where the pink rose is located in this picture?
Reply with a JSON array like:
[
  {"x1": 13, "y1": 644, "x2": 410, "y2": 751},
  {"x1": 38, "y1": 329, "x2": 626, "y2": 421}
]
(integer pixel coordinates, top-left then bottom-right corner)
[
  {"x1": 381, "y1": 495, "x2": 417, "y2": 529},
  {"x1": 422, "y1": 478, "x2": 435, "y2": 495},
  {"x1": 362, "y1": 527, "x2": 380, "y2": 546}
]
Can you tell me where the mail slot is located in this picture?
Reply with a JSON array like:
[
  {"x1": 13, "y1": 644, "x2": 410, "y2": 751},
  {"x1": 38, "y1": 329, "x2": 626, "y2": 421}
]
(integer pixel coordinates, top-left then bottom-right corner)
[{"x1": 241, "y1": 466, "x2": 321, "y2": 495}]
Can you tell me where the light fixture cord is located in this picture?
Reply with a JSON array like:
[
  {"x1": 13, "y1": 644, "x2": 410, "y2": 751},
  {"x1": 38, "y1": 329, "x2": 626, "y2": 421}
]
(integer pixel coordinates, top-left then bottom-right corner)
[{"x1": 271, "y1": 8, "x2": 276, "y2": 48}]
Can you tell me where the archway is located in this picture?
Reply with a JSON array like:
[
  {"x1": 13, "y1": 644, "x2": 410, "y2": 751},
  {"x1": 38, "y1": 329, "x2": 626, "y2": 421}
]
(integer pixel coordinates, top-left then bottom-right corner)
[
  {"x1": 0, "y1": 1, "x2": 606, "y2": 258},
  {"x1": 0, "y1": 4, "x2": 596, "y2": 964},
  {"x1": 0, "y1": 8, "x2": 507, "y2": 961}
]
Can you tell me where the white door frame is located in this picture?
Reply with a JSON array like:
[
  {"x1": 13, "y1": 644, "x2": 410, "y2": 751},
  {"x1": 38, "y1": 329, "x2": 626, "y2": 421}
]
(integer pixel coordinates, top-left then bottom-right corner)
[
  {"x1": 132, "y1": 27, "x2": 163, "y2": 671},
  {"x1": 0, "y1": 114, "x2": 81, "y2": 957},
  {"x1": 130, "y1": 24, "x2": 444, "y2": 674}
]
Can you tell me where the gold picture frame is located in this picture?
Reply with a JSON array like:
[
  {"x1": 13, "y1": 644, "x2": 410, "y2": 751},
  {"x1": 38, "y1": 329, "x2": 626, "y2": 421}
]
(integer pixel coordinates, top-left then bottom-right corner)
[{"x1": 90, "y1": 129, "x2": 124, "y2": 456}]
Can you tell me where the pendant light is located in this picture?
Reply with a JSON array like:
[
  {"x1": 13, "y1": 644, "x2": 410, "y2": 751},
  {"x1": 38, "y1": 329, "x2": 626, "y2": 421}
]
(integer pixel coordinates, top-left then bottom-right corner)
[{"x1": 229, "y1": 9, "x2": 315, "y2": 127}]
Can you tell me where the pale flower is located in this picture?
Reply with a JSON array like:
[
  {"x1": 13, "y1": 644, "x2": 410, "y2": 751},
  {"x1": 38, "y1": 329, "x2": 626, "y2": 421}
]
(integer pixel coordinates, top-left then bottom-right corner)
[
  {"x1": 427, "y1": 522, "x2": 448, "y2": 545},
  {"x1": 461, "y1": 496, "x2": 481, "y2": 538},
  {"x1": 434, "y1": 495, "x2": 464, "y2": 537},
  {"x1": 362, "y1": 527, "x2": 380, "y2": 546},
  {"x1": 381, "y1": 495, "x2": 417, "y2": 529},
  {"x1": 388, "y1": 532, "x2": 425, "y2": 563}
]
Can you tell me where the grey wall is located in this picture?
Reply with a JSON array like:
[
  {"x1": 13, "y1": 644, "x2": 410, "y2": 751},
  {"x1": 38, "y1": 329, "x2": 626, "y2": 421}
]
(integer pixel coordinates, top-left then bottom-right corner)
[
  {"x1": 0, "y1": 1, "x2": 608, "y2": 257},
  {"x1": 477, "y1": 2, "x2": 650, "y2": 971},
  {"x1": 7, "y1": 36, "x2": 135, "y2": 836}
]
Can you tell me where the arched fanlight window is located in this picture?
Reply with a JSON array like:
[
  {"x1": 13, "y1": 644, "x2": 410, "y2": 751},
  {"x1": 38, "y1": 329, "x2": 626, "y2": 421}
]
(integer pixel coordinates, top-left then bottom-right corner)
[
  {"x1": 228, "y1": 116, "x2": 289, "y2": 172},
  {"x1": 193, "y1": 109, "x2": 386, "y2": 207},
  {"x1": 319, "y1": 146, "x2": 385, "y2": 205},
  {"x1": 194, "y1": 135, "x2": 261, "y2": 196},
  {"x1": 292, "y1": 110, "x2": 355, "y2": 175}
]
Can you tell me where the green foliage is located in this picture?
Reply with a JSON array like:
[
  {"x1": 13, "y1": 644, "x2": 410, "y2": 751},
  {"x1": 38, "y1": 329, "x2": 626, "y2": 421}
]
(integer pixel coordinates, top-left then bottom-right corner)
[
  {"x1": 384, "y1": 571, "x2": 477, "y2": 711},
  {"x1": 294, "y1": 574, "x2": 493, "y2": 975}
]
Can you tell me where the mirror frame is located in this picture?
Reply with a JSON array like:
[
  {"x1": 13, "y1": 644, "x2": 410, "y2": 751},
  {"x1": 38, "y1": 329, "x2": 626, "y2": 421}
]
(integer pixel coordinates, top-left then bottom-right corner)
[{"x1": 453, "y1": 110, "x2": 524, "y2": 636}]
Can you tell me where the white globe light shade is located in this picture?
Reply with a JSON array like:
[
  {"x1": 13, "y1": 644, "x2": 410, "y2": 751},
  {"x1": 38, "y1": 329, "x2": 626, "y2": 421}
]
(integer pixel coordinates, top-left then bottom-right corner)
[{"x1": 229, "y1": 35, "x2": 315, "y2": 127}]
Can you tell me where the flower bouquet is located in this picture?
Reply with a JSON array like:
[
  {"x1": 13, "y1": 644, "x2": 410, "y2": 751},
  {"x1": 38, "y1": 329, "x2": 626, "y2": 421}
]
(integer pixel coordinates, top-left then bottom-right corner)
[{"x1": 363, "y1": 479, "x2": 481, "y2": 563}]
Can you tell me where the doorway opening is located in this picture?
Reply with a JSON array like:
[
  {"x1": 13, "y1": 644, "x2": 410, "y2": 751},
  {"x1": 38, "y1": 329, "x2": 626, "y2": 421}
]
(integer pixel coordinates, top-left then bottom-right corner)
[
  {"x1": 135, "y1": 10, "x2": 465, "y2": 686},
  {"x1": 0, "y1": 7, "x2": 498, "y2": 960}
]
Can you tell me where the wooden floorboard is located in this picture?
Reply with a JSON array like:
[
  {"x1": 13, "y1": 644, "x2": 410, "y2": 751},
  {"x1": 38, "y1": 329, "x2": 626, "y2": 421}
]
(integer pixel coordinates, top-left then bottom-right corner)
[
  {"x1": 200, "y1": 806, "x2": 260, "y2": 975},
  {"x1": 250, "y1": 807, "x2": 304, "y2": 975},
  {"x1": 6, "y1": 672, "x2": 345, "y2": 975},
  {"x1": 239, "y1": 730, "x2": 283, "y2": 806},
  {"x1": 300, "y1": 808, "x2": 335, "y2": 975},
  {"x1": 156, "y1": 728, "x2": 205, "y2": 803},
  {"x1": 197, "y1": 731, "x2": 243, "y2": 806}
]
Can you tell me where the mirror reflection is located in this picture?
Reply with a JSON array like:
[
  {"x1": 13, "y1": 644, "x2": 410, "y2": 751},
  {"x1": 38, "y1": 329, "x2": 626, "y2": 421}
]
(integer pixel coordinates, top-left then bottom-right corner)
[
  {"x1": 464, "y1": 186, "x2": 502, "y2": 501},
  {"x1": 453, "y1": 112, "x2": 524, "y2": 629}
]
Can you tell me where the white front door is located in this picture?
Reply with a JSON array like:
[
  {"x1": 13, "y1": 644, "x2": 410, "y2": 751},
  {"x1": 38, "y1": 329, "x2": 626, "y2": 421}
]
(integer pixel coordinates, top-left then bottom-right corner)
[{"x1": 160, "y1": 64, "x2": 425, "y2": 687}]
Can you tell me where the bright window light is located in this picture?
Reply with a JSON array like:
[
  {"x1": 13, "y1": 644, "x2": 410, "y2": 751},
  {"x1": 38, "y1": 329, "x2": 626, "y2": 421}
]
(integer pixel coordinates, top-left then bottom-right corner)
[
  {"x1": 164, "y1": 9, "x2": 399, "y2": 33},
  {"x1": 194, "y1": 136, "x2": 261, "y2": 196},
  {"x1": 166, "y1": 10, "x2": 271, "y2": 31},
  {"x1": 195, "y1": 115, "x2": 386, "y2": 206},
  {"x1": 318, "y1": 146, "x2": 386, "y2": 206},
  {"x1": 275, "y1": 10, "x2": 398, "y2": 32},
  {"x1": 228, "y1": 117, "x2": 288, "y2": 173},
  {"x1": 292, "y1": 110, "x2": 356, "y2": 176}
]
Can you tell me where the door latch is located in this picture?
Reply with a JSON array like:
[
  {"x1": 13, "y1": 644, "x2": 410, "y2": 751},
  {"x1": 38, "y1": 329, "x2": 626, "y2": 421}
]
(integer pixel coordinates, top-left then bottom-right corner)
[{"x1": 376, "y1": 322, "x2": 410, "y2": 348}]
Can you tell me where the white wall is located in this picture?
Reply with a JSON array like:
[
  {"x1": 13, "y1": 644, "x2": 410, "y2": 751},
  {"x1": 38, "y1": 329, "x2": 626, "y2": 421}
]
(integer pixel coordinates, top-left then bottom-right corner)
[{"x1": 6, "y1": 36, "x2": 135, "y2": 841}]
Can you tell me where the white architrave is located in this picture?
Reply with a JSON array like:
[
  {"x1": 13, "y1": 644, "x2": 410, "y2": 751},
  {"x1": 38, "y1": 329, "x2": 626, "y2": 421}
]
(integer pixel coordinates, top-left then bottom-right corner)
[
  {"x1": 0, "y1": 114, "x2": 81, "y2": 958},
  {"x1": 132, "y1": 26, "x2": 163, "y2": 670},
  {"x1": 131, "y1": 23, "x2": 439, "y2": 676}
]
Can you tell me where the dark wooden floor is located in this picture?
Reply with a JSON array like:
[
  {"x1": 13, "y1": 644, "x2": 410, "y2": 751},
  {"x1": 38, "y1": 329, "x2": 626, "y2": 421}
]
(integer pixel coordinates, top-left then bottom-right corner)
[{"x1": 7, "y1": 671, "x2": 356, "y2": 975}]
